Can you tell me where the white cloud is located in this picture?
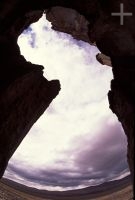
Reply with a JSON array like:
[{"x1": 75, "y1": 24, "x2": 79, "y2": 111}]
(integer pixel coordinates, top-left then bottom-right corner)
[{"x1": 4, "y1": 14, "x2": 129, "y2": 191}]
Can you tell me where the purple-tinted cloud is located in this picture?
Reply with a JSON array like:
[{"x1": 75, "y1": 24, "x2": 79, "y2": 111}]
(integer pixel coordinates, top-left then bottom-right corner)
[
  {"x1": 73, "y1": 122, "x2": 128, "y2": 174},
  {"x1": 6, "y1": 121, "x2": 129, "y2": 189}
]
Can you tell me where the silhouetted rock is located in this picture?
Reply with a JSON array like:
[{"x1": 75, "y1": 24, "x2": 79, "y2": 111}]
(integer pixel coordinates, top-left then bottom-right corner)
[
  {"x1": 0, "y1": 0, "x2": 134, "y2": 186},
  {"x1": 96, "y1": 53, "x2": 112, "y2": 67},
  {"x1": 46, "y1": 6, "x2": 91, "y2": 44}
]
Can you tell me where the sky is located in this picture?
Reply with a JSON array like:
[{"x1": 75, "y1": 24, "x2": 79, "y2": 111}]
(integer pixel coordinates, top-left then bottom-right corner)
[{"x1": 4, "y1": 14, "x2": 130, "y2": 191}]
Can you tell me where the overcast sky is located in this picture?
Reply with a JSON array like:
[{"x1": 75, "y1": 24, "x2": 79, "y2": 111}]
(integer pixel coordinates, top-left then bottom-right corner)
[{"x1": 4, "y1": 14, "x2": 130, "y2": 191}]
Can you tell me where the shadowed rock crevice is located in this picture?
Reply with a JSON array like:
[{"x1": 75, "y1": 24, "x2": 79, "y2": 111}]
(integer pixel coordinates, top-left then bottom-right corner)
[
  {"x1": 0, "y1": 16, "x2": 60, "y2": 177},
  {"x1": 0, "y1": 0, "x2": 134, "y2": 187}
]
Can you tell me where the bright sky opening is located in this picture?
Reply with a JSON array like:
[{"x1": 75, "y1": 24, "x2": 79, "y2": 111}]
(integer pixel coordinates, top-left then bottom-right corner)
[{"x1": 4, "y1": 14, "x2": 130, "y2": 191}]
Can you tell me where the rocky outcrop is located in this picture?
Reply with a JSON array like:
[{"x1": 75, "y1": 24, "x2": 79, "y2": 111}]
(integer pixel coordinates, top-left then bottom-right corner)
[
  {"x1": 0, "y1": 70, "x2": 60, "y2": 177},
  {"x1": 108, "y1": 56, "x2": 135, "y2": 182},
  {"x1": 96, "y1": 53, "x2": 112, "y2": 67},
  {"x1": 0, "y1": 5, "x2": 60, "y2": 176},
  {"x1": 0, "y1": 0, "x2": 134, "y2": 185},
  {"x1": 46, "y1": 6, "x2": 91, "y2": 44}
]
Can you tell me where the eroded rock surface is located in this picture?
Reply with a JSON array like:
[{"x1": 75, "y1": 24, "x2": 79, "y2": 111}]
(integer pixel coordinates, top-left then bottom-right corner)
[
  {"x1": 109, "y1": 56, "x2": 135, "y2": 182},
  {"x1": 46, "y1": 6, "x2": 91, "y2": 43},
  {"x1": 96, "y1": 53, "x2": 112, "y2": 67},
  {"x1": 0, "y1": 0, "x2": 134, "y2": 185},
  {"x1": 0, "y1": 9, "x2": 60, "y2": 176}
]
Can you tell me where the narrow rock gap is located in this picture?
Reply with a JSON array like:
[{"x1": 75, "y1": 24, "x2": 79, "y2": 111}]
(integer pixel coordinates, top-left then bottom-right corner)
[{"x1": 4, "y1": 14, "x2": 130, "y2": 191}]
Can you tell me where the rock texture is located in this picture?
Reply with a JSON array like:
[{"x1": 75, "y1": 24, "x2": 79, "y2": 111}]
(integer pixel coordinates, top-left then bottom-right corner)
[
  {"x1": 0, "y1": 0, "x2": 134, "y2": 186},
  {"x1": 46, "y1": 6, "x2": 91, "y2": 44},
  {"x1": 96, "y1": 53, "x2": 112, "y2": 67},
  {"x1": 108, "y1": 56, "x2": 135, "y2": 182},
  {"x1": 0, "y1": 4, "x2": 60, "y2": 177}
]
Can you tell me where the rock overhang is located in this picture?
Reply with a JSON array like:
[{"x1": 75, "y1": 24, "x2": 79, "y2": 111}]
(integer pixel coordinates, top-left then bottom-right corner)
[{"x1": 0, "y1": 0, "x2": 134, "y2": 185}]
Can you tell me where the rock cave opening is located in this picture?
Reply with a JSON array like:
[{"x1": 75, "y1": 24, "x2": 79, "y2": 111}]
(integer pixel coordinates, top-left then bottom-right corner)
[{"x1": 3, "y1": 12, "x2": 130, "y2": 191}]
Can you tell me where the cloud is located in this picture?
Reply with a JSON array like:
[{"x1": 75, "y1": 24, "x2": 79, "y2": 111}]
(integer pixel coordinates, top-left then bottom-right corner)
[
  {"x1": 72, "y1": 121, "x2": 128, "y2": 175},
  {"x1": 4, "y1": 14, "x2": 130, "y2": 191},
  {"x1": 6, "y1": 120, "x2": 129, "y2": 190},
  {"x1": 22, "y1": 27, "x2": 36, "y2": 48},
  {"x1": 6, "y1": 165, "x2": 87, "y2": 187}
]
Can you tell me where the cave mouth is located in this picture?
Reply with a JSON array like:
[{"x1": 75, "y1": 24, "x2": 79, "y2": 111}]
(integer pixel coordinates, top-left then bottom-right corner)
[{"x1": 4, "y1": 13, "x2": 130, "y2": 191}]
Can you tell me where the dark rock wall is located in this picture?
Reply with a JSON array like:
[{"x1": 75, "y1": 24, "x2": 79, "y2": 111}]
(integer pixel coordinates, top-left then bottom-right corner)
[
  {"x1": 109, "y1": 56, "x2": 135, "y2": 182},
  {"x1": 0, "y1": 0, "x2": 134, "y2": 184},
  {"x1": 0, "y1": 1, "x2": 60, "y2": 177}
]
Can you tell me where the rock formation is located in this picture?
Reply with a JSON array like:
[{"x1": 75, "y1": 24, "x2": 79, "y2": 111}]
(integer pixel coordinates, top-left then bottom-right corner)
[
  {"x1": 96, "y1": 53, "x2": 112, "y2": 67},
  {"x1": 0, "y1": 0, "x2": 134, "y2": 186},
  {"x1": 46, "y1": 6, "x2": 91, "y2": 43}
]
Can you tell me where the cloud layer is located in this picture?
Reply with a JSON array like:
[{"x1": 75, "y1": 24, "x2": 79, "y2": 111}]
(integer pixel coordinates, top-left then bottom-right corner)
[{"x1": 4, "y1": 15, "x2": 130, "y2": 191}]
